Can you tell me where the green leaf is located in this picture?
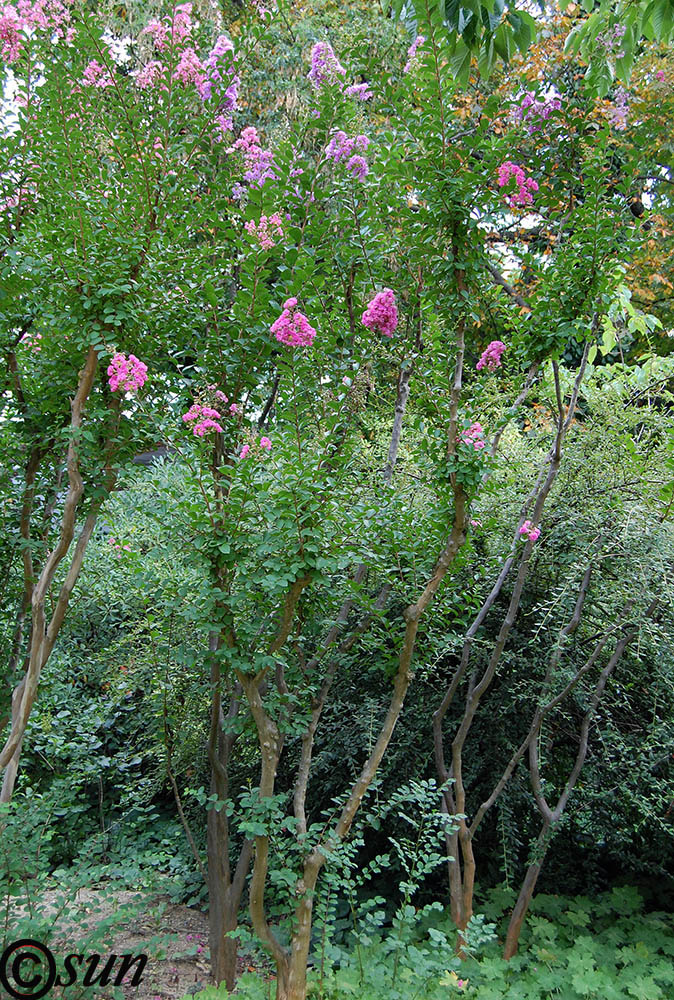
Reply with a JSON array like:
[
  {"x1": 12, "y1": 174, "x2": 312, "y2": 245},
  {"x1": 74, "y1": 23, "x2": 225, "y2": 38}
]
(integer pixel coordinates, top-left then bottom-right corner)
[{"x1": 204, "y1": 280, "x2": 218, "y2": 309}]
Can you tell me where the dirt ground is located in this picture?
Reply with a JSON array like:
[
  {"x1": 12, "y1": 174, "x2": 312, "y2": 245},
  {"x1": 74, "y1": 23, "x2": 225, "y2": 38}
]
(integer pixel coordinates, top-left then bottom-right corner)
[{"x1": 16, "y1": 886, "x2": 253, "y2": 999}]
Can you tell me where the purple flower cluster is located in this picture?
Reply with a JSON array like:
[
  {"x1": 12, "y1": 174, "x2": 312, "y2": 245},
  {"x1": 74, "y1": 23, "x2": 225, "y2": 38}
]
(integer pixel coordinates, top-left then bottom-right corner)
[
  {"x1": 200, "y1": 34, "x2": 239, "y2": 109},
  {"x1": 513, "y1": 91, "x2": 562, "y2": 134},
  {"x1": 608, "y1": 86, "x2": 629, "y2": 130},
  {"x1": 307, "y1": 41, "x2": 374, "y2": 101},
  {"x1": 597, "y1": 22, "x2": 626, "y2": 59},
  {"x1": 307, "y1": 41, "x2": 345, "y2": 88},
  {"x1": 404, "y1": 34, "x2": 425, "y2": 73},
  {"x1": 325, "y1": 131, "x2": 370, "y2": 181},
  {"x1": 345, "y1": 82, "x2": 373, "y2": 101}
]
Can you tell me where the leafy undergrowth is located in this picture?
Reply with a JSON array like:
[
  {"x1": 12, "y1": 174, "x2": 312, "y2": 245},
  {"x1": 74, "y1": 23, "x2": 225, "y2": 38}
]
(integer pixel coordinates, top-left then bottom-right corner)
[{"x1": 183, "y1": 886, "x2": 674, "y2": 1000}]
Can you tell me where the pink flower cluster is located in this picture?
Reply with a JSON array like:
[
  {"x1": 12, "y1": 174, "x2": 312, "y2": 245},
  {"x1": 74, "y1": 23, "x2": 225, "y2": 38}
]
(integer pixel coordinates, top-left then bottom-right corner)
[
  {"x1": 136, "y1": 60, "x2": 164, "y2": 89},
  {"x1": 107, "y1": 353, "x2": 148, "y2": 393},
  {"x1": 513, "y1": 91, "x2": 562, "y2": 133},
  {"x1": 143, "y1": 3, "x2": 192, "y2": 50},
  {"x1": 459, "y1": 422, "x2": 485, "y2": 451},
  {"x1": 20, "y1": 330, "x2": 42, "y2": 352},
  {"x1": 307, "y1": 41, "x2": 345, "y2": 88},
  {"x1": 1, "y1": 0, "x2": 71, "y2": 63},
  {"x1": 109, "y1": 536, "x2": 132, "y2": 558},
  {"x1": 231, "y1": 126, "x2": 277, "y2": 188},
  {"x1": 252, "y1": 0, "x2": 277, "y2": 17},
  {"x1": 519, "y1": 519, "x2": 541, "y2": 542},
  {"x1": 476, "y1": 340, "x2": 506, "y2": 372},
  {"x1": 245, "y1": 212, "x2": 284, "y2": 249},
  {"x1": 271, "y1": 297, "x2": 317, "y2": 347},
  {"x1": 82, "y1": 59, "x2": 115, "y2": 88},
  {"x1": 325, "y1": 131, "x2": 370, "y2": 181},
  {"x1": 173, "y1": 48, "x2": 204, "y2": 88},
  {"x1": 138, "y1": 9, "x2": 239, "y2": 109},
  {"x1": 497, "y1": 161, "x2": 539, "y2": 209},
  {"x1": 0, "y1": 4, "x2": 22, "y2": 62},
  {"x1": 361, "y1": 288, "x2": 398, "y2": 337},
  {"x1": 240, "y1": 436, "x2": 271, "y2": 459},
  {"x1": 182, "y1": 387, "x2": 239, "y2": 436},
  {"x1": 404, "y1": 34, "x2": 425, "y2": 73}
]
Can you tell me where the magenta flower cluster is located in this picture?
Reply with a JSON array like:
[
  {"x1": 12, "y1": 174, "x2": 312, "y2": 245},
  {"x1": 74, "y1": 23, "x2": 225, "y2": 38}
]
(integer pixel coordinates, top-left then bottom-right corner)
[
  {"x1": 476, "y1": 340, "x2": 506, "y2": 372},
  {"x1": 182, "y1": 387, "x2": 239, "y2": 437},
  {"x1": 271, "y1": 298, "x2": 317, "y2": 347},
  {"x1": 20, "y1": 329, "x2": 42, "y2": 352},
  {"x1": 459, "y1": 422, "x2": 486, "y2": 451},
  {"x1": 182, "y1": 403, "x2": 224, "y2": 436},
  {"x1": 240, "y1": 436, "x2": 271, "y2": 459},
  {"x1": 519, "y1": 519, "x2": 541, "y2": 542},
  {"x1": 107, "y1": 353, "x2": 148, "y2": 393},
  {"x1": 513, "y1": 91, "x2": 562, "y2": 133},
  {"x1": 109, "y1": 536, "x2": 132, "y2": 558},
  {"x1": 404, "y1": 34, "x2": 425, "y2": 73},
  {"x1": 325, "y1": 131, "x2": 370, "y2": 181},
  {"x1": 361, "y1": 288, "x2": 398, "y2": 337},
  {"x1": 245, "y1": 213, "x2": 284, "y2": 249},
  {"x1": 497, "y1": 162, "x2": 539, "y2": 209}
]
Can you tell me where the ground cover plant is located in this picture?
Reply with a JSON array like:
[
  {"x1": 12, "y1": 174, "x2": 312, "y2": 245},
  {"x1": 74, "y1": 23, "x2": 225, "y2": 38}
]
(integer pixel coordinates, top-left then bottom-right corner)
[{"x1": 0, "y1": 0, "x2": 673, "y2": 998}]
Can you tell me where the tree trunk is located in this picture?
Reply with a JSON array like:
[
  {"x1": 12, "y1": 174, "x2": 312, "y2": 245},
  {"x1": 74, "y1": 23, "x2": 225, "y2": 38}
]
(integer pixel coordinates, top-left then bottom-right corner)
[
  {"x1": 0, "y1": 736, "x2": 23, "y2": 804},
  {"x1": 284, "y1": 855, "x2": 323, "y2": 1000},
  {"x1": 208, "y1": 807, "x2": 237, "y2": 989},
  {"x1": 503, "y1": 848, "x2": 547, "y2": 959}
]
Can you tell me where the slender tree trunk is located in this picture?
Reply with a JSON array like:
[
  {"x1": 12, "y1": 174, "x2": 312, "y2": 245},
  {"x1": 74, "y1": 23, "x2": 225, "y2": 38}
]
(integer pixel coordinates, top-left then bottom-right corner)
[
  {"x1": 0, "y1": 346, "x2": 119, "y2": 800},
  {"x1": 0, "y1": 735, "x2": 23, "y2": 804},
  {"x1": 503, "y1": 825, "x2": 549, "y2": 959},
  {"x1": 208, "y1": 806, "x2": 234, "y2": 988},
  {"x1": 206, "y1": 625, "x2": 254, "y2": 990},
  {"x1": 285, "y1": 854, "x2": 323, "y2": 1000}
]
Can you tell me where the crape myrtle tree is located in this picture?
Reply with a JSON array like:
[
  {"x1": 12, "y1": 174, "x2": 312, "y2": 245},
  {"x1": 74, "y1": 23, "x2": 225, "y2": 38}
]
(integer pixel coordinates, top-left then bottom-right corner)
[
  {"x1": 1, "y1": 1, "x2": 672, "y2": 998},
  {"x1": 137, "y1": 8, "x2": 674, "y2": 1000},
  {"x1": 0, "y1": 0, "x2": 265, "y2": 800},
  {"x1": 424, "y1": 5, "x2": 674, "y2": 954}
]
